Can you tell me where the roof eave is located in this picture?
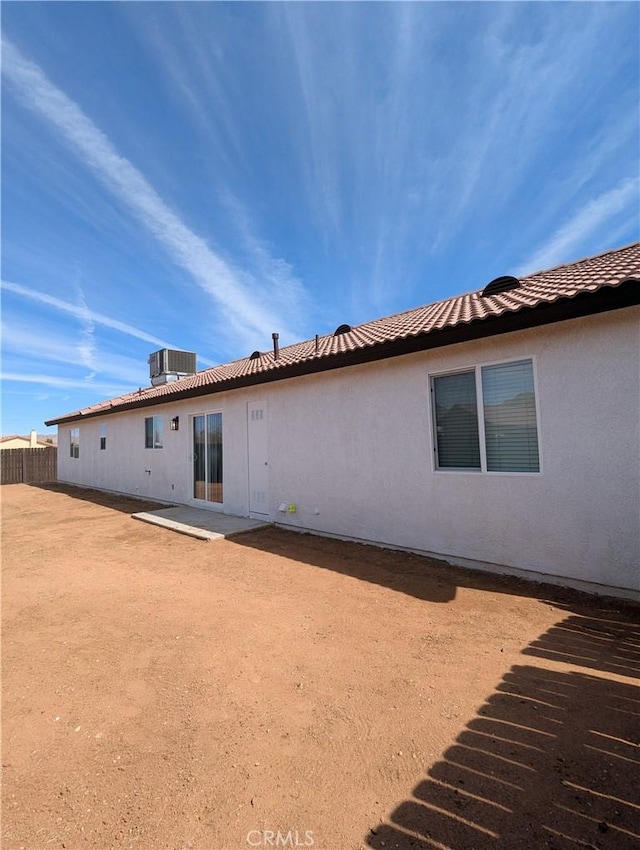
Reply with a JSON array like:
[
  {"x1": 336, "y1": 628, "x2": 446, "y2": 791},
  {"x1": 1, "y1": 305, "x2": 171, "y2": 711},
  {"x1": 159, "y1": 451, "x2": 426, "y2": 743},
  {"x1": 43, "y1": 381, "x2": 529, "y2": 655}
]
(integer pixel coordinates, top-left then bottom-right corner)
[{"x1": 45, "y1": 280, "x2": 639, "y2": 427}]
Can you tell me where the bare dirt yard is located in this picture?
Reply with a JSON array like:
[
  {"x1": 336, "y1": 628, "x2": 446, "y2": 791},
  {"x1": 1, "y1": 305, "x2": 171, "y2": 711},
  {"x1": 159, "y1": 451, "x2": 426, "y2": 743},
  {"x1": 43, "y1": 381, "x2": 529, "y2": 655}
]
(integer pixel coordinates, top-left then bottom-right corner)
[{"x1": 2, "y1": 483, "x2": 639, "y2": 850}]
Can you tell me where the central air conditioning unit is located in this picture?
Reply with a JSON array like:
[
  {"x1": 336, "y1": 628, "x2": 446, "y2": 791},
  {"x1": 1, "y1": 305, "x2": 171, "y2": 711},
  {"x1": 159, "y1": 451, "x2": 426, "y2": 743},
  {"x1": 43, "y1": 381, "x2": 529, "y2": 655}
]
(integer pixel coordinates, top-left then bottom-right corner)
[{"x1": 148, "y1": 349, "x2": 197, "y2": 386}]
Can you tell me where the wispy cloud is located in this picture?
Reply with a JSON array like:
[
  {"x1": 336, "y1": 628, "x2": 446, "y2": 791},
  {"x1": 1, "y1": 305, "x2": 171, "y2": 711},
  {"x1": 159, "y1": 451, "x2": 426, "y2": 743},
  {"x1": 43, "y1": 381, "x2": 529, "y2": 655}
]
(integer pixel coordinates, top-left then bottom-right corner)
[
  {"x1": 221, "y1": 192, "x2": 313, "y2": 329},
  {"x1": 267, "y1": 3, "x2": 637, "y2": 312},
  {"x1": 1, "y1": 279, "x2": 177, "y2": 348},
  {"x1": 125, "y1": 4, "x2": 248, "y2": 179},
  {"x1": 75, "y1": 273, "x2": 97, "y2": 378},
  {"x1": 1, "y1": 322, "x2": 146, "y2": 386},
  {"x1": 1, "y1": 373, "x2": 128, "y2": 392},
  {"x1": 1, "y1": 37, "x2": 304, "y2": 349},
  {"x1": 514, "y1": 176, "x2": 639, "y2": 276},
  {"x1": 277, "y1": 6, "x2": 342, "y2": 245},
  {"x1": 427, "y1": 5, "x2": 619, "y2": 248}
]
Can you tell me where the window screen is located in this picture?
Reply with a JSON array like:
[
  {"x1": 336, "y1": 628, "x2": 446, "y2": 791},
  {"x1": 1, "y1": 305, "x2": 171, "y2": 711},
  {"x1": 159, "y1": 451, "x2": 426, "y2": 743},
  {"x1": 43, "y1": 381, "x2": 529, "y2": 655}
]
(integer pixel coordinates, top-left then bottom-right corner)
[
  {"x1": 145, "y1": 417, "x2": 154, "y2": 449},
  {"x1": 433, "y1": 371, "x2": 481, "y2": 469},
  {"x1": 145, "y1": 416, "x2": 163, "y2": 449},
  {"x1": 69, "y1": 427, "x2": 79, "y2": 459},
  {"x1": 482, "y1": 360, "x2": 539, "y2": 472}
]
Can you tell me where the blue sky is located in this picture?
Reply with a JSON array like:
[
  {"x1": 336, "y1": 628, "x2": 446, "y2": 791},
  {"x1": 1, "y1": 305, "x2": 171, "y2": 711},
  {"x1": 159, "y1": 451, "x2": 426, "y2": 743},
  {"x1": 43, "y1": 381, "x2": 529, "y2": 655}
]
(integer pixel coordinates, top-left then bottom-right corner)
[{"x1": 2, "y1": 2, "x2": 638, "y2": 435}]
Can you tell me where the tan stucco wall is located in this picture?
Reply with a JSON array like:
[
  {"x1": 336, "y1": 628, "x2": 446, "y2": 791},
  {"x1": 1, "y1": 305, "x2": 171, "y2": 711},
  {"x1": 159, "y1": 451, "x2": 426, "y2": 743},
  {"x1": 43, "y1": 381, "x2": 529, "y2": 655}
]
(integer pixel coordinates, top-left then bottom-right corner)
[{"x1": 56, "y1": 307, "x2": 640, "y2": 593}]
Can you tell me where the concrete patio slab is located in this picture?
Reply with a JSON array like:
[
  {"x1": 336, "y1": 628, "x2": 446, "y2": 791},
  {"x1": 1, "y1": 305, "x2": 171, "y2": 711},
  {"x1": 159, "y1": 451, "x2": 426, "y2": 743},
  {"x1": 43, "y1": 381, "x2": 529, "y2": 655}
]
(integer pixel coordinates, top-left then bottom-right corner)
[{"x1": 131, "y1": 506, "x2": 270, "y2": 541}]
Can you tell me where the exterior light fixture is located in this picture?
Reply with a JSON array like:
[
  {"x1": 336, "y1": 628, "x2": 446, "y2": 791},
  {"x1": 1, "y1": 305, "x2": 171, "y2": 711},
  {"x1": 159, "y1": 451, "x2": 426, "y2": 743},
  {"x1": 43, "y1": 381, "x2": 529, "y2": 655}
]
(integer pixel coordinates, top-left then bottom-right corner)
[{"x1": 170, "y1": 416, "x2": 179, "y2": 431}]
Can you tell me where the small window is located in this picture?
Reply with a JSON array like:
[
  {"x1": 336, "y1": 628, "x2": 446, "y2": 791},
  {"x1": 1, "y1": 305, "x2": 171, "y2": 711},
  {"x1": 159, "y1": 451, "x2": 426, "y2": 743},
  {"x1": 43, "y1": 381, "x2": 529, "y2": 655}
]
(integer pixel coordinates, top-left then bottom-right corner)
[
  {"x1": 100, "y1": 424, "x2": 107, "y2": 451},
  {"x1": 69, "y1": 427, "x2": 79, "y2": 459},
  {"x1": 431, "y1": 359, "x2": 539, "y2": 473},
  {"x1": 145, "y1": 416, "x2": 163, "y2": 449}
]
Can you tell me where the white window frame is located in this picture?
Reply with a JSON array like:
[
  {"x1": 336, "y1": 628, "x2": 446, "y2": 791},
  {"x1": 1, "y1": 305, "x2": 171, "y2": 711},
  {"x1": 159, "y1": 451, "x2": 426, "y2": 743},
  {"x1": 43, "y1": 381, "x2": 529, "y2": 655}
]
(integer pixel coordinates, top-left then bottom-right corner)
[
  {"x1": 144, "y1": 415, "x2": 163, "y2": 449},
  {"x1": 191, "y1": 409, "x2": 224, "y2": 508},
  {"x1": 429, "y1": 356, "x2": 542, "y2": 475},
  {"x1": 69, "y1": 427, "x2": 80, "y2": 459}
]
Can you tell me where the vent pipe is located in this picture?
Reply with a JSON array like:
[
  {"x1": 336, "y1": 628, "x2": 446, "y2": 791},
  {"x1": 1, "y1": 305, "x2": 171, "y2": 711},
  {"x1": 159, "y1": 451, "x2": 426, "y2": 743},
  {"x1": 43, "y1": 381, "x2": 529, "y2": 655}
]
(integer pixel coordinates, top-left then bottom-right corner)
[
  {"x1": 272, "y1": 332, "x2": 280, "y2": 360},
  {"x1": 315, "y1": 334, "x2": 319, "y2": 354}
]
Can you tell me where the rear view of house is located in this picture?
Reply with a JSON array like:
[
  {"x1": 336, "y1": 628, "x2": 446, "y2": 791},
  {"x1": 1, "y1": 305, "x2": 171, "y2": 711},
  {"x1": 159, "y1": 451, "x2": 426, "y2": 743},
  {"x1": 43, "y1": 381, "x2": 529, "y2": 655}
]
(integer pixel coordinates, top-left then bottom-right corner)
[{"x1": 46, "y1": 244, "x2": 640, "y2": 598}]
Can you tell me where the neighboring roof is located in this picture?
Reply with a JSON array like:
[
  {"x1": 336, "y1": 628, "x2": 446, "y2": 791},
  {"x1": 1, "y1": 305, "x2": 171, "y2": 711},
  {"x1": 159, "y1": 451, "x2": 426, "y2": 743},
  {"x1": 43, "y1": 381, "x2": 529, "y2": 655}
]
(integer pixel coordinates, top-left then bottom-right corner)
[
  {"x1": 46, "y1": 242, "x2": 640, "y2": 426},
  {"x1": 0, "y1": 434, "x2": 53, "y2": 446}
]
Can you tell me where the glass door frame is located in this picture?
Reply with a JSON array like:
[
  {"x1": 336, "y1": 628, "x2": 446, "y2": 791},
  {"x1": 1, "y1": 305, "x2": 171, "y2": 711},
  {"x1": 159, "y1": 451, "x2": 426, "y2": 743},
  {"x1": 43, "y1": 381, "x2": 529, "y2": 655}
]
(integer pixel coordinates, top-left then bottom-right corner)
[{"x1": 192, "y1": 410, "x2": 224, "y2": 507}]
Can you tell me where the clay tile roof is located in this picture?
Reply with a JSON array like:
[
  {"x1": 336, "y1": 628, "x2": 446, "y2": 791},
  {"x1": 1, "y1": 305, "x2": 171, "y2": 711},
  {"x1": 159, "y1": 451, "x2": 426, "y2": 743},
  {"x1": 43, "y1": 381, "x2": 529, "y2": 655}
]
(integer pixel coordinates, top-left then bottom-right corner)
[{"x1": 46, "y1": 242, "x2": 640, "y2": 425}]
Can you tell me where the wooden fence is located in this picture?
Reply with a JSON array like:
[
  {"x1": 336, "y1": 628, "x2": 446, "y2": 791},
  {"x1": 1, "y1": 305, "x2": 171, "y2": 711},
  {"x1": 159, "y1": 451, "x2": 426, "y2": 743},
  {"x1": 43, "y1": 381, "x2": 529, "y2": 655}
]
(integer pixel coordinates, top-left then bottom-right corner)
[{"x1": 1, "y1": 447, "x2": 57, "y2": 485}]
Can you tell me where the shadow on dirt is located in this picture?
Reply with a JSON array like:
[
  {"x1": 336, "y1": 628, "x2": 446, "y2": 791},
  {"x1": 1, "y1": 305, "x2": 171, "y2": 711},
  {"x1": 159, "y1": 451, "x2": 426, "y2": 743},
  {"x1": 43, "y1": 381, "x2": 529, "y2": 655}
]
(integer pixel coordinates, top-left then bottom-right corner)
[
  {"x1": 27, "y1": 482, "x2": 167, "y2": 515},
  {"x1": 522, "y1": 613, "x2": 640, "y2": 680},
  {"x1": 365, "y1": 611, "x2": 640, "y2": 849},
  {"x1": 232, "y1": 524, "x2": 639, "y2": 612},
  {"x1": 22, "y1": 484, "x2": 640, "y2": 847},
  {"x1": 31, "y1": 484, "x2": 638, "y2": 614}
]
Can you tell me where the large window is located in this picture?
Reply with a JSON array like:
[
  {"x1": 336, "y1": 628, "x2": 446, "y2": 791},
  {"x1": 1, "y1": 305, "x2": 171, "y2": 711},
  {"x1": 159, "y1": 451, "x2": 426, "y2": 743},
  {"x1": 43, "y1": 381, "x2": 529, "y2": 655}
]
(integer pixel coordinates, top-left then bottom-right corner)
[
  {"x1": 69, "y1": 427, "x2": 80, "y2": 459},
  {"x1": 144, "y1": 416, "x2": 163, "y2": 449},
  {"x1": 431, "y1": 359, "x2": 540, "y2": 473}
]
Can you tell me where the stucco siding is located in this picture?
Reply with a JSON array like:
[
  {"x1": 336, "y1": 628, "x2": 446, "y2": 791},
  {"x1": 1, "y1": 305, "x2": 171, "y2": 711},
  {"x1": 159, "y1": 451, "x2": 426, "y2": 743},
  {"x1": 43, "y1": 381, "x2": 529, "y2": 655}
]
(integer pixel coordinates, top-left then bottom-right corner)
[{"x1": 56, "y1": 307, "x2": 640, "y2": 592}]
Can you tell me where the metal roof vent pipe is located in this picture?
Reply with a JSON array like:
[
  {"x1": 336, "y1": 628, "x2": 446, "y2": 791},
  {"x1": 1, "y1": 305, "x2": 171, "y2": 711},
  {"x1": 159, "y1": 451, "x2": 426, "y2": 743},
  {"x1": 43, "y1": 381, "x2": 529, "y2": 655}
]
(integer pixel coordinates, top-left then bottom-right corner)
[{"x1": 272, "y1": 332, "x2": 279, "y2": 360}]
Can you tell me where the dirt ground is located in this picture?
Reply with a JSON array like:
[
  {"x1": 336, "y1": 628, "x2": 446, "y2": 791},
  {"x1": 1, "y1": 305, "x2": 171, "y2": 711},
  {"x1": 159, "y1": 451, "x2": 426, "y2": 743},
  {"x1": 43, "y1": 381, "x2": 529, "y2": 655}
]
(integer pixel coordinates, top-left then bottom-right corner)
[{"x1": 2, "y1": 483, "x2": 639, "y2": 850}]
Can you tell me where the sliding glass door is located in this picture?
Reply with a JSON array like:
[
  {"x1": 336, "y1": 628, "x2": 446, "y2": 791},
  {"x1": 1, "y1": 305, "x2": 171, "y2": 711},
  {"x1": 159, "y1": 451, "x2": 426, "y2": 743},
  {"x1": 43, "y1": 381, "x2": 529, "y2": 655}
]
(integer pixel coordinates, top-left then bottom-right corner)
[{"x1": 193, "y1": 413, "x2": 223, "y2": 503}]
